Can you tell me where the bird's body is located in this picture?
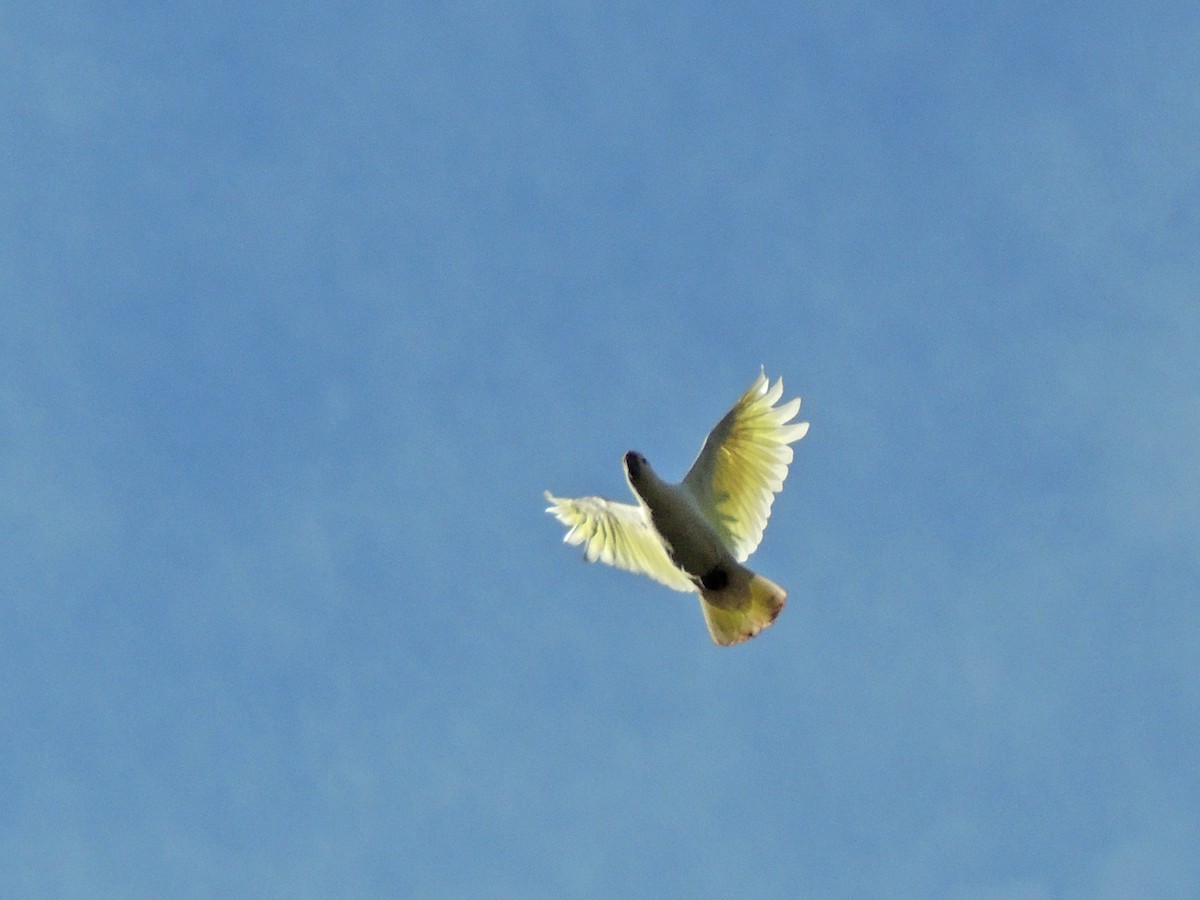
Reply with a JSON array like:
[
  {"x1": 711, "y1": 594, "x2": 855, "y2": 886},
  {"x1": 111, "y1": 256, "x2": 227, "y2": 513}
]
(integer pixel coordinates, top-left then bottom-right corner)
[
  {"x1": 545, "y1": 369, "x2": 808, "y2": 645},
  {"x1": 624, "y1": 456, "x2": 726, "y2": 579}
]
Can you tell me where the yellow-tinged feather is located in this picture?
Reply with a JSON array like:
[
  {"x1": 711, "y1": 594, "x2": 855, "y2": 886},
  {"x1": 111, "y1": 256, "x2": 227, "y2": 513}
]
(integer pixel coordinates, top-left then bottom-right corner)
[{"x1": 682, "y1": 369, "x2": 809, "y2": 561}]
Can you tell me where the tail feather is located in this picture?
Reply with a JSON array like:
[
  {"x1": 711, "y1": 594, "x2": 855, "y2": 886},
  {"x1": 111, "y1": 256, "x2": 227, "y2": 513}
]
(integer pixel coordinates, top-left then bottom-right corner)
[{"x1": 698, "y1": 570, "x2": 787, "y2": 646}]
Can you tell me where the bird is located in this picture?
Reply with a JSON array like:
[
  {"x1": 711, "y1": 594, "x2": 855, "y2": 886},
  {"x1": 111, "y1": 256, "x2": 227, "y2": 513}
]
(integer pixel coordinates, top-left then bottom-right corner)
[{"x1": 544, "y1": 368, "x2": 809, "y2": 645}]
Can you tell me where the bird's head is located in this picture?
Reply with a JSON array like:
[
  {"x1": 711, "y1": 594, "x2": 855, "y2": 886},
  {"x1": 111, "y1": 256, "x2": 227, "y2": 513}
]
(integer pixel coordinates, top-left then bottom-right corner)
[{"x1": 623, "y1": 450, "x2": 649, "y2": 485}]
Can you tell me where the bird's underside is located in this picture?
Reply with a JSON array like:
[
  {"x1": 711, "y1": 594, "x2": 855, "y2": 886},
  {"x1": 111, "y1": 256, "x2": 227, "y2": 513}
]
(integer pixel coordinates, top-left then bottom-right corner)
[{"x1": 545, "y1": 368, "x2": 808, "y2": 645}]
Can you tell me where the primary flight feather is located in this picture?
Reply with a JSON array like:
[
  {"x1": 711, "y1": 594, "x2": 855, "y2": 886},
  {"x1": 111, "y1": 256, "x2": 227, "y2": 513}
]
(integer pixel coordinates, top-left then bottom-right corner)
[{"x1": 545, "y1": 368, "x2": 809, "y2": 645}]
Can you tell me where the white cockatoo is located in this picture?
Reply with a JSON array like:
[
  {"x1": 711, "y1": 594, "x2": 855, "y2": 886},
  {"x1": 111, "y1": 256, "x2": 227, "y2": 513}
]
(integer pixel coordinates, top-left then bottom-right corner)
[{"x1": 545, "y1": 369, "x2": 809, "y2": 645}]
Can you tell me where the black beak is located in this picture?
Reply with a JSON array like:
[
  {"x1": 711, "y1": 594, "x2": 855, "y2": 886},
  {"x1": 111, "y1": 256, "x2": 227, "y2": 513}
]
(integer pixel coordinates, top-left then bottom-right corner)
[{"x1": 624, "y1": 451, "x2": 641, "y2": 480}]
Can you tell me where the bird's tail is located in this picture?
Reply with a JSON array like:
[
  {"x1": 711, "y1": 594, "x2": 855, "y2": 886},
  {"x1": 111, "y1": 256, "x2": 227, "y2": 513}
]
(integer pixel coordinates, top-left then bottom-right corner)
[{"x1": 698, "y1": 569, "x2": 787, "y2": 646}]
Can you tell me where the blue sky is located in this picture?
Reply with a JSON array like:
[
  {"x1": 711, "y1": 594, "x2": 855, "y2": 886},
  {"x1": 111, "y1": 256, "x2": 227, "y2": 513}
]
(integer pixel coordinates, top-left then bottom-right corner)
[{"x1": 3, "y1": 3, "x2": 1198, "y2": 896}]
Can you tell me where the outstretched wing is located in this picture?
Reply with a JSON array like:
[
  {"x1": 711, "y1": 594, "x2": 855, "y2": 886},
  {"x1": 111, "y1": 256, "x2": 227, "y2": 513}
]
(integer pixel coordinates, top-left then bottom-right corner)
[
  {"x1": 681, "y1": 369, "x2": 809, "y2": 561},
  {"x1": 544, "y1": 492, "x2": 696, "y2": 593}
]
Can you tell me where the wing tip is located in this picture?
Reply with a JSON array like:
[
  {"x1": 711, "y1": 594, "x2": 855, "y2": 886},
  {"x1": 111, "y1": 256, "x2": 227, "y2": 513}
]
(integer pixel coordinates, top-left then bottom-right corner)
[
  {"x1": 782, "y1": 420, "x2": 810, "y2": 444},
  {"x1": 749, "y1": 366, "x2": 769, "y2": 396}
]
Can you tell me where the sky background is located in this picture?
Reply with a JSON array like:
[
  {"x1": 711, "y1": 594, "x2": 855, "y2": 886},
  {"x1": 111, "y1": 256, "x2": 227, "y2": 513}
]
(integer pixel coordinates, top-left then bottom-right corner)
[{"x1": 3, "y1": 3, "x2": 1198, "y2": 897}]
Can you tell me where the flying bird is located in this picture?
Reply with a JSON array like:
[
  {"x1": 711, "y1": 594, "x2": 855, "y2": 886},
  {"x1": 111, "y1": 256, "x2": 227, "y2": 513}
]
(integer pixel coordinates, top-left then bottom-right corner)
[{"x1": 545, "y1": 369, "x2": 809, "y2": 645}]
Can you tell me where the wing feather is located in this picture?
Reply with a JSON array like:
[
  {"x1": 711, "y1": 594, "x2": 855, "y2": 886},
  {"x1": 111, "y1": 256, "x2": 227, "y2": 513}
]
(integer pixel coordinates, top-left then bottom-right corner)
[
  {"x1": 543, "y1": 491, "x2": 696, "y2": 593},
  {"x1": 681, "y1": 369, "x2": 809, "y2": 561}
]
